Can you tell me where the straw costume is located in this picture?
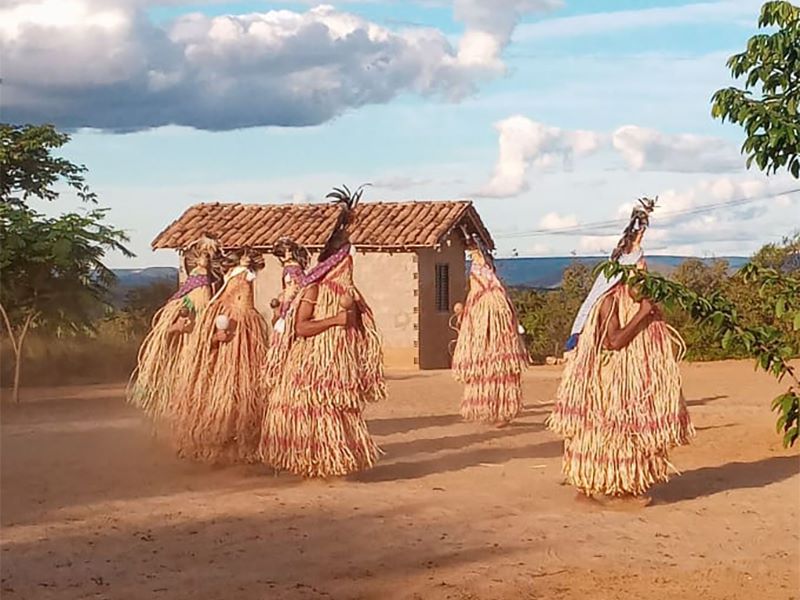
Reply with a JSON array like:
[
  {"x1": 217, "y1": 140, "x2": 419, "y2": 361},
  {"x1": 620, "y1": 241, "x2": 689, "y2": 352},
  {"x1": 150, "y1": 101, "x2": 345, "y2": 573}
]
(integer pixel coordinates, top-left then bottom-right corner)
[
  {"x1": 172, "y1": 248, "x2": 270, "y2": 464},
  {"x1": 548, "y1": 198, "x2": 694, "y2": 502},
  {"x1": 127, "y1": 235, "x2": 220, "y2": 420},
  {"x1": 260, "y1": 185, "x2": 385, "y2": 478},
  {"x1": 265, "y1": 238, "x2": 310, "y2": 390},
  {"x1": 452, "y1": 235, "x2": 528, "y2": 426}
]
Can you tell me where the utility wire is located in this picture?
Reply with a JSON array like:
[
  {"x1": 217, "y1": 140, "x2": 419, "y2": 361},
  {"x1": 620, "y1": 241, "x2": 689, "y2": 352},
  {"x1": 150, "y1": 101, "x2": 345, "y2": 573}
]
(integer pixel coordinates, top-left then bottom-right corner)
[{"x1": 495, "y1": 187, "x2": 800, "y2": 240}]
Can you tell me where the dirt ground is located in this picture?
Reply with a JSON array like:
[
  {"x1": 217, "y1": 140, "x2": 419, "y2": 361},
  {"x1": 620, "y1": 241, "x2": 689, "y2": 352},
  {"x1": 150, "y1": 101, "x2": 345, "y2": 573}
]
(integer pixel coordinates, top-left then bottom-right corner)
[{"x1": 1, "y1": 360, "x2": 798, "y2": 600}]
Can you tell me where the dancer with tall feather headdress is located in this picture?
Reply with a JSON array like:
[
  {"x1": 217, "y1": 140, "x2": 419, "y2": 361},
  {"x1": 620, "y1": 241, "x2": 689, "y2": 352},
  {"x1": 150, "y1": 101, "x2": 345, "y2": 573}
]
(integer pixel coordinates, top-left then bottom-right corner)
[
  {"x1": 260, "y1": 184, "x2": 385, "y2": 478},
  {"x1": 172, "y1": 247, "x2": 270, "y2": 464},
  {"x1": 451, "y1": 233, "x2": 529, "y2": 426},
  {"x1": 127, "y1": 234, "x2": 221, "y2": 420},
  {"x1": 547, "y1": 198, "x2": 694, "y2": 507}
]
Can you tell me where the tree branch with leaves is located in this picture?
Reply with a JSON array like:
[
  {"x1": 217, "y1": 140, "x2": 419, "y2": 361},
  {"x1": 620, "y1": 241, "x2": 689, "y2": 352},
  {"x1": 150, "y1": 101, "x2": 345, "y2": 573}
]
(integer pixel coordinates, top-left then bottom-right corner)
[
  {"x1": 599, "y1": 259, "x2": 800, "y2": 447},
  {"x1": 0, "y1": 124, "x2": 133, "y2": 402},
  {"x1": 711, "y1": 1, "x2": 800, "y2": 177}
]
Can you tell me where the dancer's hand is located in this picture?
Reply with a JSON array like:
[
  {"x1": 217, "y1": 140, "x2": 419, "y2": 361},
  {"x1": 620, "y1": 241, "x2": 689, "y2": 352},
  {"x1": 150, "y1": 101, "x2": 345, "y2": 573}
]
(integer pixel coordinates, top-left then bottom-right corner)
[
  {"x1": 269, "y1": 298, "x2": 280, "y2": 321},
  {"x1": 336, "y1": 308, "x2": 358, "y2": 328},
  {"x1": 169, "y1": 317, "x2": 190, "y2": 335},
  {"x1": 638, "y1": 297, "x2": 655, "y2": 315},
  {"x1": 334, "y1": 310, "x2": 348, "y2": 327}
]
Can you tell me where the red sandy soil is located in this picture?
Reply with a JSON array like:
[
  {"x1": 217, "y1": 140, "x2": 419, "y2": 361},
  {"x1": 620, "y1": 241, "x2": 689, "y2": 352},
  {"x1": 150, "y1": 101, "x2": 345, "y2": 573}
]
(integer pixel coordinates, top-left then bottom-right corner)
[{"x1": 1, "y1": 361, "x2": 798, "y2": 600}]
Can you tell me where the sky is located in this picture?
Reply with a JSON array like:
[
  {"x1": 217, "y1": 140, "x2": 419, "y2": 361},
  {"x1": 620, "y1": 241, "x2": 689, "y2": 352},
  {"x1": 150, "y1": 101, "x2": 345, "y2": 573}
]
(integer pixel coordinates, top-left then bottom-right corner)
[{"x1": 2, "y1": 0, "x2": 798, "y2": 268}]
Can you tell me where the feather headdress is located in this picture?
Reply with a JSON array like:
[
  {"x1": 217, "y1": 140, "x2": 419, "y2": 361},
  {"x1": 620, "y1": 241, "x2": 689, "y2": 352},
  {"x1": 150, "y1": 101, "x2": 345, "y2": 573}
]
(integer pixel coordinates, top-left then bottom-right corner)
[
  {"x1": 611, "y1": 196, "x2": 657, "y2": 261},
  {"x1": 320, "y1": 183, "x2": 371, "y2": 258}
]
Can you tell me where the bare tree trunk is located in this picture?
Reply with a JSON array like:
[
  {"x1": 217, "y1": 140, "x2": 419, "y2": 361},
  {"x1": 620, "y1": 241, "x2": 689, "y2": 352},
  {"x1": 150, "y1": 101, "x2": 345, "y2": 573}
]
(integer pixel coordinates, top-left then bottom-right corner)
[
  {"x1": 1, "y1": 304, "x2": 36, "y2": 404},
  {"x1": 12, "y1": 343, "x2": 22, "y2": 404}
]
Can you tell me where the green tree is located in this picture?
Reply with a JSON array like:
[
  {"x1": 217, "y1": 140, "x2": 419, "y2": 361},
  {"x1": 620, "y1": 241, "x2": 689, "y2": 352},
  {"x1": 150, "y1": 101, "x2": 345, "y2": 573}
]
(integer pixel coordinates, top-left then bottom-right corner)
[
  {"x1": 750, "y1": 232, "x2": 800, "y2": 270},
  {"x1": 119, "y1": 279, "x2": 178, "y2": 336},
  {"x1": 711, "y1": 1, "x2": 800, "y2": 177},
  {"x1": 673, "y1": 258, "x2": 730, "y2": 296},
  {"x1": 0, "y1": 124, "x2": 132, "y2": 402},
  {"x1": 512, "y1": 262, "x2": 593, "y2": 362},
  {"x1": 667, "y1": 259, "x2": 738, "y2": 361},
  {"x1": 0, "y1": 123, "x2": 97, "y2": 204}
]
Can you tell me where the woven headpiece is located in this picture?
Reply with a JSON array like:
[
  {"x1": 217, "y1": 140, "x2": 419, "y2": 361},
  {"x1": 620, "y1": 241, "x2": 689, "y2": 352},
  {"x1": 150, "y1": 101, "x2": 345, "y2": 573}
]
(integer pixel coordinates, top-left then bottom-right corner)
[
  {"x1": 611, "y1": 196, "x2": 657, "y2": 261},
  {"x1": 273, "y1": 236, "x2": 310, "y2": 271}
]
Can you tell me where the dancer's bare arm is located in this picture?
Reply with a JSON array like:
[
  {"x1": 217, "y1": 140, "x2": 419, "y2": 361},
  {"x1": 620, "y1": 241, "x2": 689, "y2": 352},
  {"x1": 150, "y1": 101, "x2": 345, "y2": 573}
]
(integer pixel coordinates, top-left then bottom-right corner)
[
  {"x1": 294, "y1": 284, "x2": 347, "y2": 337},
  {"x1": 600, "y1": 294, "x2": 655, "y2": 351}
]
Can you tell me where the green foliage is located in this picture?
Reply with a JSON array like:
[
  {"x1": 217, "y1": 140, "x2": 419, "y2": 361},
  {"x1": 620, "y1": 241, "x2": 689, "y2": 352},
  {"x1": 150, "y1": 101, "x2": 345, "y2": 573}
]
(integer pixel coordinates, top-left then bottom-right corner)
[
  {"x1": 0, "y1": 123, "x2": 97, "y2": 204},
  {"x1": 0, "y1": 203, "x2": 133, "y2": 334},
  {"x1": 0, "y1": 123, "x2": 133, "y2": 400},
  {"x1": 599, "y1": 250, "x2": 800, "y2": 448},
  {"x1": 118, "y1": 280, "x2": 178, "y2": 336},
  {"x1": 667, "y1": 259, "x2": 742, "y2": 361},
  {"x1": 0, "y1": 326, "x2": 141, "y2": 389},
  {"x1": 511, "y1": 262, "x2": 593, "y2": 362},
  {"x1": 0, "y1": 279, "x2": 179, "y2": 391},
  {"x1": 711, "y1": 1, "x2": 800, "y2": 177},
  {"x1": 672, "y1": 258, "x2": 730, "y2": 296},
  {"x1": 750, "y1": 232, "x2": 800, "y2": 270}
]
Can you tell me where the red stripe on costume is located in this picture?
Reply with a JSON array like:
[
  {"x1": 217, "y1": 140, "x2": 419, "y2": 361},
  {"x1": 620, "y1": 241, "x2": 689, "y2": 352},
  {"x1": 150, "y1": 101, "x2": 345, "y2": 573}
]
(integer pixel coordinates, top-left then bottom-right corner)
[{"x1": 551, "y1": 405, "x2": 691, "y2": 433}]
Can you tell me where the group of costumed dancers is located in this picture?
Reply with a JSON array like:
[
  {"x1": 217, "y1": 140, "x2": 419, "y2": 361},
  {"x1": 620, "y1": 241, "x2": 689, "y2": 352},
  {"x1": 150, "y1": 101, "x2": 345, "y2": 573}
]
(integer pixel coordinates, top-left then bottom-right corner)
[
  {"x1": 129, "y1": 185, "x2": 383, "y2": 477},
  {"x1": 129, "y1": 188, "x2": 693, "y2": 506}
]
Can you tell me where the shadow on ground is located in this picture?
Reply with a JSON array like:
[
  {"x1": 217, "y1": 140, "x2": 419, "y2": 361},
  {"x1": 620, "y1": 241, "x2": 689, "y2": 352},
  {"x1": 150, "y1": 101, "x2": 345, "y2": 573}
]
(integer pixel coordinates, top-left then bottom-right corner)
[
  {"x1": 651, "y1": 455, "x2": 799, "y2": 505},
  {"x1": 1, "y1": 502, "x2": 528, "y2": 600}
]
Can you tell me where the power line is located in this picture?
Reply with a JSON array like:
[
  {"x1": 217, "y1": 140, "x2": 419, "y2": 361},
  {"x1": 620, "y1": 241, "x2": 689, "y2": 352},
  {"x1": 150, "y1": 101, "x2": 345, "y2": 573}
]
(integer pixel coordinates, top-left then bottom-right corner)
[{"x1": 495, "y1": 187, "x2": 800, "y2": 240}]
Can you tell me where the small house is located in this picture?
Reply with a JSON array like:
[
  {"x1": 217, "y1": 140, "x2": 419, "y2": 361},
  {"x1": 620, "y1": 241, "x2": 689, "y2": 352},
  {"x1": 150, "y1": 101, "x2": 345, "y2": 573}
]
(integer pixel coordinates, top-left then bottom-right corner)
[{"x1": 152, "y1": 200, "x2": 494, "y2": 369}]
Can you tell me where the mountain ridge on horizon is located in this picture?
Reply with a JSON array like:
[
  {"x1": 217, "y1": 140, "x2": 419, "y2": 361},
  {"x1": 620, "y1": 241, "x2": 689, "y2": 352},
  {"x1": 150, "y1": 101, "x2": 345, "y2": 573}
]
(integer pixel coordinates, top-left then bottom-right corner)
[{"x1": 112, "y1": 255, "x2": 749, "y2": 292}]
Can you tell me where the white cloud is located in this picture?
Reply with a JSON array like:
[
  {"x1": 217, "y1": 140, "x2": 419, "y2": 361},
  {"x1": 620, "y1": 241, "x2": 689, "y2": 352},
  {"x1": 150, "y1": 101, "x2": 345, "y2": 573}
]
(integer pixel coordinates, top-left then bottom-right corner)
[
  {"x1": 289, "y1": 191, "x2": 313, "y2": 204},
  {"x1": 478, "y1": 116, "x2": 603, "y2": 197},
  {"x1": 612, "y1": 125, "x2": 742, "y2": 173},
  {"x1": 542, "y1": 173, "x2": 800, "y2": 257},
  {"x1": 577, "y1": 234, "x2": 618, "y2": 255},
  {"x1": 0, "y1": 0, "x2": 556, "y2": 131},
  {"x1": 478, "y1": 116, "x2": 745, "y2": 198},
  {"x1": 514, "y1": 0, "x2": 762, "y2": 41},
  {"x1": 605, "y1": 177, "x2": 798, "y2": 255},
  {"x1": 539, "y1": 212, "x2": 578, "y2": 230},
  {"x1": 453, "y1": 0, "x2": 561, "y2": 71},
  {"x1": 578, "y1": 227, "x2": 668, "y2": 255}
]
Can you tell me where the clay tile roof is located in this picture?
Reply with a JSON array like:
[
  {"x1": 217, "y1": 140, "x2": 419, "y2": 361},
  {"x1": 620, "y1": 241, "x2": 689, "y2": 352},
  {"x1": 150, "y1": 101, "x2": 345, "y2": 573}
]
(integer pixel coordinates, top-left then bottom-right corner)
[{"x1": 151, "y1": 200, "x2": 494, "y2": 251}]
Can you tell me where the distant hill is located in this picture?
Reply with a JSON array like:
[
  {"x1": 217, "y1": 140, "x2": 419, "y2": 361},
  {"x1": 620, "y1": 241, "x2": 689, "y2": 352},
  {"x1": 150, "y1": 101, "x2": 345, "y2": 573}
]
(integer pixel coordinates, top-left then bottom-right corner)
[
  {"x1": 111, "y1": 267, "x2": 178, "y2": 305},
  {"x1": 113, "y1": 267, "x2": 178, "y2": 287},
  {"x1": 494, "y1": 256, "x2": 749, "y2": 289},
  {"x1": 111, "y1": 257, "x2": 749, "y2": 295}
]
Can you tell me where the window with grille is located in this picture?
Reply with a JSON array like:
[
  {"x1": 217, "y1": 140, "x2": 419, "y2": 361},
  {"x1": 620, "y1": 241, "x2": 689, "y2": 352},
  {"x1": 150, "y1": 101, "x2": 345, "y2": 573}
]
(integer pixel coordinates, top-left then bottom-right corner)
[{"x1": 435, "y1": 263, "x2": 450, "y2": 313}]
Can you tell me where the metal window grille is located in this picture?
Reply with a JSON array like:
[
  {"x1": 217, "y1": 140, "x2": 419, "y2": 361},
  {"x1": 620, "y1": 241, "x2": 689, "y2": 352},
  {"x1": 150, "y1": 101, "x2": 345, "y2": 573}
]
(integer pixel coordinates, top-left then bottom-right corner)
[{"x1": 435, "y1": 263, "x2": 450, "y2": 313}]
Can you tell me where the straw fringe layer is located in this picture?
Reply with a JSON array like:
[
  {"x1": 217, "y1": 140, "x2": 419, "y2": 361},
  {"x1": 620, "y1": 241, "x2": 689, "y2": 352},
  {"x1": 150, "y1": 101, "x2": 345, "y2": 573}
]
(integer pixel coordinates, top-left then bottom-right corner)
[
  {"x1": 460, "y1": 374, "x2": 522, "y2": 423},
  {"x1": 547, "y1": 286, "x2": 695, "y2": 496},
  {"x1": 452, "y1": 265, "x2": 527, "y2": 424},
  {"x1": 260, "y1": 256, "x2": 383, "y2": 477},
  {"x1": 127, "y1": 285, "x2": 211, "y2": 420},
  {"x1": 171, "y1": 274, "x2": 269, "y2": 464}
]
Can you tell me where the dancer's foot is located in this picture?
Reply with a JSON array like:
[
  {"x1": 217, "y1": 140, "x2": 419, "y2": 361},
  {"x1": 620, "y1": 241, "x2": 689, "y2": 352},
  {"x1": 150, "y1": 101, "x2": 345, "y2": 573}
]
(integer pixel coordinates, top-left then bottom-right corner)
[
  {"x1": 597, "y1": 494, "x2": 652, "y2": 511},
  {"x1": 495, "y1": 420, "x2": 511, "y2": 429}
]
